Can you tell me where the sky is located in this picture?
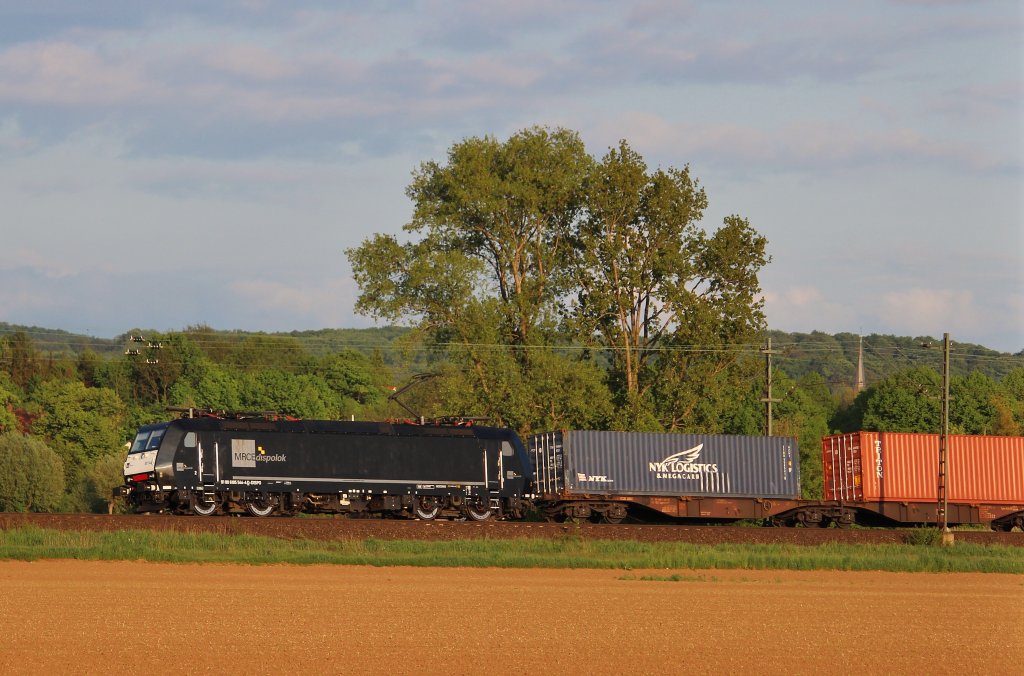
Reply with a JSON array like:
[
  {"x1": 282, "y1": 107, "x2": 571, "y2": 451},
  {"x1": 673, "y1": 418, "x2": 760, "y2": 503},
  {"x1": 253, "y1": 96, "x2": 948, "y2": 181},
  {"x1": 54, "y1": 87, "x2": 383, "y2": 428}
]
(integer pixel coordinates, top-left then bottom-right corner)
[{"x1": 0, "y1": 1, "x2": 1021, "y2": 352}]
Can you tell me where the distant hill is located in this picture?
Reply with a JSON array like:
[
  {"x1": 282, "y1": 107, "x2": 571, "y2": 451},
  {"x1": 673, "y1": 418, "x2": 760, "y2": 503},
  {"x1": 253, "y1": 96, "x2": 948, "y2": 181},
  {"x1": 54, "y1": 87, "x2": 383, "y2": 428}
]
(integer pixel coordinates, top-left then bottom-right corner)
[
  {"x1": 0, "y1": 322, "x2": 123, "y2": 355},
  {"x1": 767, "y1": 330, "x2": 1024, "y2": 391},
  {"x1": 3, "y1": 322, "x2": 1022, "y2": 389}
]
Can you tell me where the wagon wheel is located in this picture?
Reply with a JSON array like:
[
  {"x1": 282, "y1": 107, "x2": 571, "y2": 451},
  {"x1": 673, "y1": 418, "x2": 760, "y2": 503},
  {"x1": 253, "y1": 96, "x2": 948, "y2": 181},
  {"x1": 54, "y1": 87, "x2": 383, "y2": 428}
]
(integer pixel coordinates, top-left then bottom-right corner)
[
  {"x1": 413, "y1": 496, "x2": 441, "y2": 520},
  {"x1": 464, "y1": 498, "x2": 492, "y2": 521},
  {"x1": 542, "y1": 506, "x2": 564, "y2": 523},
  {"x1": 793, "y1": 511, "x2": 822, "y2": 528},
  {"x1": 600, "y1": 505, "x2": 627, "y2": 525},
  {"x1": 245, "y1": 494, "x2": 276, "y2": 517},
  {"x1": 191, "y1": 493, "x2": 218, "y2": 516}
]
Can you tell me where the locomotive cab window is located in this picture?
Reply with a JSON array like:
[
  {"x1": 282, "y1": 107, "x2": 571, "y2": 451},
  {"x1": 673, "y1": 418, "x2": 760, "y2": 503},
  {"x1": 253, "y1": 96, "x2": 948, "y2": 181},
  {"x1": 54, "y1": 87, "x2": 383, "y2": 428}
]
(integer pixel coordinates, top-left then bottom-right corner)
[
  {"x1": 129, "y1": 431, "x2": 149, "y2": 453},
  {"x1": 146, "y1": 429, "x2": 164, "y2": 450},
  {"x1": 129, "y1": 427, "x2": 166, "y2": 453},
  {"x1": 184, "y1": 432, "x2": 196, "y2": 448}
]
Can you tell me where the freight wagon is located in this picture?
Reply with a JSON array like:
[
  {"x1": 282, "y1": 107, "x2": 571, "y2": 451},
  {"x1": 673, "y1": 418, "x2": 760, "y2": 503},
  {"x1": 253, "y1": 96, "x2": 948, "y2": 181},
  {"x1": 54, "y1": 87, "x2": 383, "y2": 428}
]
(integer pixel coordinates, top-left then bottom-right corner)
[
  {"x1": 528, "y1": 430, "x2": 806, "y2": 524},
  {"x1": 822, "y1": 432, "x2": 1024, "y2": 531},
  {"x1": 118, "y1": 412, "x2": 532, "y2": 520}
]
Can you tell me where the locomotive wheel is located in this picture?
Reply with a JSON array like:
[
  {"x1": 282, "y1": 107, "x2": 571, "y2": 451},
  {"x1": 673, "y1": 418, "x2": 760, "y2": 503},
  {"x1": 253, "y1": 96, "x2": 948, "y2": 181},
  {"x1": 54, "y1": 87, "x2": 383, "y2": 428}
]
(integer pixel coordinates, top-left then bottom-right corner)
[
  {"x1": 245, "y1": 494, "x2": 275, "y2": 517},
  {"x1": 464, "y1": 499, "x2": 492, "y2": 521},
  {"x1": 191, "y1": 494, "x2": 218, "y2": 516},
  {"x1": 413, "y1": 496, "x2": 441, "y2": 520}
]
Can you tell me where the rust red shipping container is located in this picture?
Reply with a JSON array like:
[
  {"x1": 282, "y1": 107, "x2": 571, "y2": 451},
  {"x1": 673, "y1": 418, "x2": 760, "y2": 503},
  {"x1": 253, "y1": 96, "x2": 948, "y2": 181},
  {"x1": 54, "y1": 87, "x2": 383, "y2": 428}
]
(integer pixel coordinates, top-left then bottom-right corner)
[{"x1": 822, "y1": 432, "x2": 1024, "y2": 504}]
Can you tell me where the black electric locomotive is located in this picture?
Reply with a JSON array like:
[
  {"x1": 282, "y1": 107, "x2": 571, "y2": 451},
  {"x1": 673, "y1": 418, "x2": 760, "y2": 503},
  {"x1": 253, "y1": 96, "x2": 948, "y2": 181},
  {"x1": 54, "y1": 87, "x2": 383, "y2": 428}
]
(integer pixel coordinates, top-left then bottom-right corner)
[{"x1": 118, "y1": 413, "x2": 532, "y2": 520}]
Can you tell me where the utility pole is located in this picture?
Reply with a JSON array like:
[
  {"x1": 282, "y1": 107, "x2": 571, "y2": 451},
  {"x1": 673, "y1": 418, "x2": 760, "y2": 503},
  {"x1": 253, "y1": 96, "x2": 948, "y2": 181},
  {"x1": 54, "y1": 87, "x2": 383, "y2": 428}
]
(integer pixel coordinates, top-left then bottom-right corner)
[
  {"x1": 761, "y1": 337, "x2": 780, "y2": 436},
  {"x1": 856, "y1": 335, "x2": 866, "y2": 392},
  {"x1": 938, "y1": 332, "x2": 953, "y2": 545}
]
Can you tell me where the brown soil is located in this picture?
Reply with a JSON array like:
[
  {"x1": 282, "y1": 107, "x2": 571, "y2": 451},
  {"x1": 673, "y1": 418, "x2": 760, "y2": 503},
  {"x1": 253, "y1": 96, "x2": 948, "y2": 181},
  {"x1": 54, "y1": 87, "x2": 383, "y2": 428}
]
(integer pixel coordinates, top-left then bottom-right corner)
[
  {"x1": 0, "y1": 561, "x2": 1020, "y2": 675},
  {"x1": 2, "y1": 512, "x2": 1021, "y2": 546}
]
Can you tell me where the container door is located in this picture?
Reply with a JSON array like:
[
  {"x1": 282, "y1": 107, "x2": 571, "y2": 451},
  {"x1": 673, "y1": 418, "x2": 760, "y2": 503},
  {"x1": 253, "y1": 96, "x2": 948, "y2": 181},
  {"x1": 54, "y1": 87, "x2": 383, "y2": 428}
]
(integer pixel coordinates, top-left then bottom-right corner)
[
  {"x1": 822, "y1": 433, "x2": 864, "y2": 501},
  {"x1": 528, "y1": 432, "x2": 565, "y2": 495}
]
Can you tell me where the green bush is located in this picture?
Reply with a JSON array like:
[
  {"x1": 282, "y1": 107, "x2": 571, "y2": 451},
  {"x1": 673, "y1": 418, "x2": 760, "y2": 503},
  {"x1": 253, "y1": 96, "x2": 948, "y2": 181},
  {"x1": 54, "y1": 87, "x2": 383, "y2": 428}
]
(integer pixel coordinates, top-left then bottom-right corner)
[
  {"x1": 0, "y1": 432, "x2": 65, "y2": 512},
  {"x1": 905, "y1": 527, "x2": 941, "y2": 546},
  {"x1": 83, "y1": 452, "x2": 129, "y2": 513}
]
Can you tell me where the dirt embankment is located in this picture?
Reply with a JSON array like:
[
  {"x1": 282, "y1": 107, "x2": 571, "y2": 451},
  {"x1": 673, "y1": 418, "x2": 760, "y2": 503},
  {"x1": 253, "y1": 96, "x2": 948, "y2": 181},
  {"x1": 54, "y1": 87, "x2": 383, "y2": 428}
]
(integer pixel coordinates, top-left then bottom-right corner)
[
  {"x1": 2, "y1": 512, "x2": 1021, "y2": 546},
  {"x1": 0, "y1": 560, "x2": 1020, "y2": 674}
]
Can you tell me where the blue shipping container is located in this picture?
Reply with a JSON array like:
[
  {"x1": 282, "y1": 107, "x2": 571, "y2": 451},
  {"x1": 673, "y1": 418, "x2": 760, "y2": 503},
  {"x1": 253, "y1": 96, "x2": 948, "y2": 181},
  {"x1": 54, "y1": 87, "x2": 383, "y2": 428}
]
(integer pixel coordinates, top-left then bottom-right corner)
[{"x1": 529, "y1": 430, "x2": 800, "y2": 500}]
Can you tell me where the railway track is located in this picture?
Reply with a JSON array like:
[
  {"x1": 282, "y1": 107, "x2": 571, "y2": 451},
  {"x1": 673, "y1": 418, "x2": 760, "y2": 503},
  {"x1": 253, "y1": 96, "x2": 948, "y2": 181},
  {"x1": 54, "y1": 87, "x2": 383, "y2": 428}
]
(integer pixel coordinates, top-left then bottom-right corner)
[{"x1": 1, "y1": 512, "x2": 1021, "y2": 547}]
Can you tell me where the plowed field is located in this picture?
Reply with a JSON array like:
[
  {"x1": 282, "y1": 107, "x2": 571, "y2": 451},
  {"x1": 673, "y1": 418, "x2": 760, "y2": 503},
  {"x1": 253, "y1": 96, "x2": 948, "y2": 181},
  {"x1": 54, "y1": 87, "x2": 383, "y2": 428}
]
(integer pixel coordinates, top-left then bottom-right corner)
[{"x1": 0, "y1": 561, "x2": 1020, "y2": 674}]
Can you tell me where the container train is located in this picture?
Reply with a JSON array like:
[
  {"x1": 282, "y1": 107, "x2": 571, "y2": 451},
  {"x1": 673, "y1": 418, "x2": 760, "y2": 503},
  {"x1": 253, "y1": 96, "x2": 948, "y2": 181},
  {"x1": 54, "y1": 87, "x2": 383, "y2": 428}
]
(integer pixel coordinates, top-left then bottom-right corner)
[{"x1": 117, "y1": 411, "x2": 1024, "y2": 531}]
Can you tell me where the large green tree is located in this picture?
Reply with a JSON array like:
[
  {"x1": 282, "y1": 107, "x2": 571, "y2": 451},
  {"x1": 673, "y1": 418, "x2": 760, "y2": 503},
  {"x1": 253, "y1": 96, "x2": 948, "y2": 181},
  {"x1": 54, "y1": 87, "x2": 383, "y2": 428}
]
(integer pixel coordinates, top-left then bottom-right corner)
[
  {"x1": 348, "y1": 127, "x2": 600, "y2": 431},
  {"x1": 1, "y1": 331, "x2": 43, "y2": 390},
  {"x1": 949, "y1": 371, "x2": 1000, "y2": 434},
  {"x1": 572, "y1": 141, "x2": 711, "y2": 398},
  {"x1": 857, "y1": 366, "x2": 942, "y2": 433},
  {"x1": 348, "y1": 127, "x2": 769, "y2": 434},
  {"x1": 998, "y1": 368, "x2": 1024, "y2": 434},
  {"x1": 0, "y1": 374, "x2": 20, "y2": 433},
  {"x1": 29, "y1": 380, "x2": 127, "y2": 508},
  {"x1": 569, "y1": 139, "x2": 770, "y2": 431},
  {"x1": 769, "y1": 371, "x2": 836, "y2": 498}
]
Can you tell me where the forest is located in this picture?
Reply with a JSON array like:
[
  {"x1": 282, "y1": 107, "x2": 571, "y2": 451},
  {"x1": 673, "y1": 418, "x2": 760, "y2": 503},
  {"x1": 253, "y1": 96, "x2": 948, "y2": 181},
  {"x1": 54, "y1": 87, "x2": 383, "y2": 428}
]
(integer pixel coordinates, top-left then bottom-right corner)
[{"x1": 1, "y1": 127, "x2": 1022, "y2": 512}]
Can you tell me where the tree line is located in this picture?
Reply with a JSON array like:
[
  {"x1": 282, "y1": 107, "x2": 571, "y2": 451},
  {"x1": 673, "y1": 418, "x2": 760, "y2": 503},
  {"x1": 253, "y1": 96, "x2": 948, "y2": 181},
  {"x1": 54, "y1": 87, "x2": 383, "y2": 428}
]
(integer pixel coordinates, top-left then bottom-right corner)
[{"x1": 2, "y1": 325, "x2": 1023, "y2": 512}]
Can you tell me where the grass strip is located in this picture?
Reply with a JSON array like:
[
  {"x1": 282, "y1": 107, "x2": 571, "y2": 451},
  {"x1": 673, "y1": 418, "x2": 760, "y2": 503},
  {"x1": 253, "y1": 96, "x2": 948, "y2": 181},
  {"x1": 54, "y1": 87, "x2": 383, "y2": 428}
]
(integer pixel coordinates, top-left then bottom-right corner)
[{"x1": 0, "y1": 526, "x2": 1021, "y2": 573}]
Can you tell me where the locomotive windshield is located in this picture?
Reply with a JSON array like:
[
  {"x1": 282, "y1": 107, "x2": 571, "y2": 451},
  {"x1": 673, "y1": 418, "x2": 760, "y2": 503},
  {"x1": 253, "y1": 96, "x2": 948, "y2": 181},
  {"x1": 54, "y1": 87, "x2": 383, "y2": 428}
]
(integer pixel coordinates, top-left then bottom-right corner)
[{"x1": 129, "y1": 425, "x2": 167, "y2": 453}]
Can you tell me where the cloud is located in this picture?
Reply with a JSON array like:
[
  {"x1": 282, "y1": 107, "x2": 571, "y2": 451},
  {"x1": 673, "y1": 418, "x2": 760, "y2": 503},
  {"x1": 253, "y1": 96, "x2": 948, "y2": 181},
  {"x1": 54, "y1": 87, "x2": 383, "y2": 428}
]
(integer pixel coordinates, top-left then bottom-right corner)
[
  {"x1": 0, "y1": 284, "x2": 58, "y2": 317},
  {"x1": 0, "y1": 267, "x2": 371, "y2": 339},
  {"x1": 878, "y1": 288, "x2": 977, "y2": 331},
  {"x1": 927, "y1": 80, "x2": 1024, "y2": 122},
  {"x1": 761, "y1": 286, "x2": 850, "y2": 334},
  {"x1": 596, "y1": 113, "x2": 1017, "y2": 176},
  {"x1": 415, "y1": 0, "x2": 591, "y2": 53},
  {"x1": 227, "y1": 277, "x2": 363, "y2": 328},
  {"x1": 0, "y1": 2, "x2": 1016, "y2": 169},
  {"x1": 0, "y1": 117, "x2": 33, "y2": 152},
  {"x1": 761, "y1": 283, "x2": 1021, "y2": 353},
  {"x1": 0, "y1": 248, "x2": 77, "y2": 279},
  {"x1": 0, "y1": 41, "x2": 156, "y2": 106}
]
